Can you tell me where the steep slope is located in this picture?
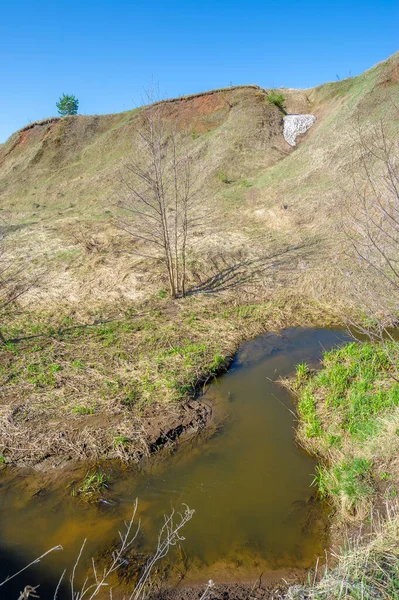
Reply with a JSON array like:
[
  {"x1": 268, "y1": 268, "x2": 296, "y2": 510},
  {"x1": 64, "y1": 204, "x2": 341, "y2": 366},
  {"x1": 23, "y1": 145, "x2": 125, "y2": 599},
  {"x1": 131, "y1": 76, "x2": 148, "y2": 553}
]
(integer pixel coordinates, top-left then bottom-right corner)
[
  {"x1": 0, "y1": 85, "x2": 307, "y2": 304},
  {"x1": 1, "y1": 54, "x2": 398, "y2": 310},
  {"x1": 0, "y1": 86, "x2": 293, "y2": 213},
  {"x1": 0, "y1": 54, "x2": 398, "y2": 469},
  {"x1": 255, "y1": 51, "x2": 399, "y2": 229}
]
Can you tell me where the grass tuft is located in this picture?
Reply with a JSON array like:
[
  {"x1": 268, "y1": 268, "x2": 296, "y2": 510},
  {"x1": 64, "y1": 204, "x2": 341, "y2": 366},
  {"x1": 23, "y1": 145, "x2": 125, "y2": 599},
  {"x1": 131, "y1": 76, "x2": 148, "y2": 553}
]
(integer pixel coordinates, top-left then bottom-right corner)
[{"x1": 78, "y1": 468, "x2": 110, "y2": 496}]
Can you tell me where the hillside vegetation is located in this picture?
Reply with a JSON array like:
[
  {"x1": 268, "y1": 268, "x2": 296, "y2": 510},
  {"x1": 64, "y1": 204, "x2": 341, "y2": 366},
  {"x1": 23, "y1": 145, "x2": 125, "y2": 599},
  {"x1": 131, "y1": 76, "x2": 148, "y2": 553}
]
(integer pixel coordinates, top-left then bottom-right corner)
[
  {"x1": 0, "y1": 53, "x2": 396, "y2": 309},
  {"x1": 0, "y1": 53, "x2": 398, "y2": 470}
]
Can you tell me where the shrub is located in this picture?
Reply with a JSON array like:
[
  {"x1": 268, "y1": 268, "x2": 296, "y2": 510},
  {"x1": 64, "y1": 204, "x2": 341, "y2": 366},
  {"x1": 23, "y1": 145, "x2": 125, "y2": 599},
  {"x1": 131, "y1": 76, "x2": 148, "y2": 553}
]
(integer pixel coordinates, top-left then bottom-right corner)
[{"x1": 267, "y1": 90, "x2": 286, "y2": 111}]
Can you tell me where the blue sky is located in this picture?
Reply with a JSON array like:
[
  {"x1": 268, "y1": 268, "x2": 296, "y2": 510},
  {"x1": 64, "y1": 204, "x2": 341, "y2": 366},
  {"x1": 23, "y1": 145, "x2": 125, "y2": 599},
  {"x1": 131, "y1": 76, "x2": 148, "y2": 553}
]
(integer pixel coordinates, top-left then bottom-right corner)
[{"x1": 1, "y1": 0, "x2": 398, "y2": 142}]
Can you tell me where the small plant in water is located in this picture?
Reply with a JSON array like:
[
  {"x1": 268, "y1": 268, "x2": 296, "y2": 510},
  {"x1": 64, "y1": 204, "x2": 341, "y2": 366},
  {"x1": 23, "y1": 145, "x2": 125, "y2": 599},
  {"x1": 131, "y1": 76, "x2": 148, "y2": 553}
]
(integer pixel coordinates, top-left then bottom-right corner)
[{"x1": 78, "y1": 468, "x2": 110, "y2": 496}]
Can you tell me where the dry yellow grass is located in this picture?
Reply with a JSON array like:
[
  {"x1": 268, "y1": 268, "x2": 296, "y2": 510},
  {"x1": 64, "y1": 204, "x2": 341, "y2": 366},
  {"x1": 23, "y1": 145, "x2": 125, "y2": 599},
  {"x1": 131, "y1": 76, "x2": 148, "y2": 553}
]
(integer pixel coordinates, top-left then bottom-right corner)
[
  {"x1": 0, "y1": 292, "x2": 339, "y2": 467},
  {"x1": 0, "y1": 52, "x2": 398, "y2": 468}
]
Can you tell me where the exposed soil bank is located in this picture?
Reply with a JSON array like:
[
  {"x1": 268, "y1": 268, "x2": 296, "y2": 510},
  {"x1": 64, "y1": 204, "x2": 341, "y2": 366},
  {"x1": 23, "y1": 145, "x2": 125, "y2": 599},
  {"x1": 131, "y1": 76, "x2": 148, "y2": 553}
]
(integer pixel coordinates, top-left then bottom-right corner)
[
  {"x1": 150, "y1": 579, "x2": 294, "y2": 600},
  {"x1": 36, "y1": 398, "x2": 212, "y2": 472}
]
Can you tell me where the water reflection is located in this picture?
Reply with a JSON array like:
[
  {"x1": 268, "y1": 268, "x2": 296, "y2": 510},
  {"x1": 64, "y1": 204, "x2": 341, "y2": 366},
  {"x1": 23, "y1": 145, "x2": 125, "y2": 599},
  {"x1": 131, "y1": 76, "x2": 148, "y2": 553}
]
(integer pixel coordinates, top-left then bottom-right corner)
[{"x1": 0, "y1": 327, "x2": 350, "y2": 596}]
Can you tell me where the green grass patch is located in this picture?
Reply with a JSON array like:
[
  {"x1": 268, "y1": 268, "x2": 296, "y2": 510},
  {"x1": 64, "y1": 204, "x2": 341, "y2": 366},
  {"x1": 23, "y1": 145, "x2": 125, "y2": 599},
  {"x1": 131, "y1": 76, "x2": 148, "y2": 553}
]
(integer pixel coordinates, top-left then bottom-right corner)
[
  {"x1": 216, "y1": 170, "x2": 233, "y2": 184},
  {"x1": 298, "y1": 388, "x2": 322, "y2": 438},
  {"x1": 298, "y1": 342, "x2": 399, "y2": 443},
  {"x1": 295, "y1": 340, "x2": 399, "y2": 517},
  {"x1": 314, "y1": 457, "x2": 373, "y2": 514},
  {"x1": 72, "y1": 405, "x2": 94, "y2": 415},
  {"x1": 113, "y1": 435, "x2": 130, "y2": 447},
  {"x1": 78, "y1": 468, "x2": 109, "y2": 496},
  {"x1": 267, "y1": 90, "x2": 286, "y2": 111}
]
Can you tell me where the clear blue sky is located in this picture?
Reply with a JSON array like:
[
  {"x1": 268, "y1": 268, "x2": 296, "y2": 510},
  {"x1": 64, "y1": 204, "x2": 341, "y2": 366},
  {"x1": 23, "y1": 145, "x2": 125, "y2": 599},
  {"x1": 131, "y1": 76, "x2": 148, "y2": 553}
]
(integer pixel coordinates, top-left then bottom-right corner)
[{"x1": 1, "y1": 0, "x2": 398, "y2": 142}]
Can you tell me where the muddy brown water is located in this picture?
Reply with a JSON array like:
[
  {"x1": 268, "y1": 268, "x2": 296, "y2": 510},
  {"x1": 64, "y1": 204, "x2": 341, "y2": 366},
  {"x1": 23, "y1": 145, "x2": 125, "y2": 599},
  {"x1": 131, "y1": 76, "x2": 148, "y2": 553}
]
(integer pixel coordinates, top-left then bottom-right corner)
[{"x1": 0, "y1": 328, "x2": 350, "y2": 598}]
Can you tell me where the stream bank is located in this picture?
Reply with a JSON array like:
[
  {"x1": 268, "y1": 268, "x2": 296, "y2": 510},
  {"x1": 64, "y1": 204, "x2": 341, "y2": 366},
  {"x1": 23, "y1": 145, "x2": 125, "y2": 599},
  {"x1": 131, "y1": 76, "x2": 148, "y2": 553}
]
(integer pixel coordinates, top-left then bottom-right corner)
[{"x1": 0, "y1": 327, "x2": 350, "y2": 599}]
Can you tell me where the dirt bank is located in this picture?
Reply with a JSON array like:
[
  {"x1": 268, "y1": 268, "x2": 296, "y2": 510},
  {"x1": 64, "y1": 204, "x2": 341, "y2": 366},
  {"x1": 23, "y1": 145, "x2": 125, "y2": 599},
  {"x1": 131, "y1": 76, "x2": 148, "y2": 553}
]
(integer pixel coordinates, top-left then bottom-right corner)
[{"x1": 150, "y1": 579, "x2": 295, "y2": 600}]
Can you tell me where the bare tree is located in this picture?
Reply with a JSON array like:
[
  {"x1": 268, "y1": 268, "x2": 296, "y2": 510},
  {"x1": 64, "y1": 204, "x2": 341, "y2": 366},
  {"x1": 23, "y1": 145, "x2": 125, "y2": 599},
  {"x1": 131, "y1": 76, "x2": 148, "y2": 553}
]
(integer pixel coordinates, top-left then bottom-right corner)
[
  {"x1": 342, "y1": 108, "x2": 399, "y2": 344},
  {"x1": 116, "y1": 95, "x2": 202, "y2": 299}
]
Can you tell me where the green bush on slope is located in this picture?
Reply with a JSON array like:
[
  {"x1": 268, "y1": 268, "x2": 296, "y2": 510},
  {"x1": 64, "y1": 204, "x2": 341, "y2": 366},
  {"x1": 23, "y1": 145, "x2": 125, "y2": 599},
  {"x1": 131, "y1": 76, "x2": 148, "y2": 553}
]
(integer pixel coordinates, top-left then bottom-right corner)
[{"x1": 267, "y1": 90, "x2": 286, "y2": 111}]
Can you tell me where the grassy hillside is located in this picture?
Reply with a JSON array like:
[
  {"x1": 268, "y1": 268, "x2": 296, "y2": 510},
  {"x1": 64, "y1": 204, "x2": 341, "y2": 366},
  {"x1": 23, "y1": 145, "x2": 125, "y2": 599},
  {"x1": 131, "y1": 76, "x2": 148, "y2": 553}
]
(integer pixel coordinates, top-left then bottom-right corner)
[
  {"x1": 0, "y1": 53, "x2": 399, "y2": 469},
  {"x1": 0, "y1": 85, "x2": 296, "y2": 305},
  {"x1": 1, "y1": 56, "x2": 398, "y2": 310}
]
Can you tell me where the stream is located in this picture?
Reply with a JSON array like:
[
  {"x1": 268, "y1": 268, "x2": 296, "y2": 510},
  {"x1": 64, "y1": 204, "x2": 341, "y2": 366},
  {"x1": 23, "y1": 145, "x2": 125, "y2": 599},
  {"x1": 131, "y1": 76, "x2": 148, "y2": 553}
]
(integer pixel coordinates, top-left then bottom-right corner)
[{"x1": 0, "y1": 327, "x2": 350, "y2": 598}]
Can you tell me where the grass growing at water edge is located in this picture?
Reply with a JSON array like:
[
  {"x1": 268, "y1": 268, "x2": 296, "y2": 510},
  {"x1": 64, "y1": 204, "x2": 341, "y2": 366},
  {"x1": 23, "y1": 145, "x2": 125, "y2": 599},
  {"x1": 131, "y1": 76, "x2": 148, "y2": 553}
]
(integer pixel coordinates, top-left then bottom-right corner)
[
  {"x1": 288, "y1": 339, "x2": 399, "y2": 598},
  {"x1": 293, "y1": 341, "x2": 399, "y2": 518},
  {"x1": 288, "y1": 504, "x2": 399, "y2": 599}
]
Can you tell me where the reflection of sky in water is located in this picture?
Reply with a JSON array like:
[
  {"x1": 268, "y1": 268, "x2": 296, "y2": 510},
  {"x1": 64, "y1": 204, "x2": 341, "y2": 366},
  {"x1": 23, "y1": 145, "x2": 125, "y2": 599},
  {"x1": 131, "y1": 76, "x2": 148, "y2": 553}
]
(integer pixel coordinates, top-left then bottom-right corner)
[{"x1": 0, "y1": 328, "x2": 350, "y2": 596}]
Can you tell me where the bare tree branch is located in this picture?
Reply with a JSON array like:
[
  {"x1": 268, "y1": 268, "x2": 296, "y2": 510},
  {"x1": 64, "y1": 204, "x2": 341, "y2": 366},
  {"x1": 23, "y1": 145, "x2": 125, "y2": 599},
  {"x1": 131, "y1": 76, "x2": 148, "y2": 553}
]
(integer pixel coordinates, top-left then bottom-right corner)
[
  {"x1": 114, "y1": 90, "x2": 204, "y2": 298},
  {"x1": 341, "y1": 108, "x2": 399, "y2": 350},
  {"x1": 1, "y1": 501, "x2": 195, "y2": 600}
]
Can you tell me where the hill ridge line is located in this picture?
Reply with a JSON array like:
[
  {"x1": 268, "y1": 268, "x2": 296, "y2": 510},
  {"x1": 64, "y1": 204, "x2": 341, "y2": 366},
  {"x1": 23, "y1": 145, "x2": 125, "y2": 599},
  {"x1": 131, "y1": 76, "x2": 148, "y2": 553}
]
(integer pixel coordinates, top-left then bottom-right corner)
[
  {"x1": 8, "y1": 85, "x2": 265, "y2": 140},
  {"x1": 152, "y1": 84, "x2": 263, "y2": 106}
]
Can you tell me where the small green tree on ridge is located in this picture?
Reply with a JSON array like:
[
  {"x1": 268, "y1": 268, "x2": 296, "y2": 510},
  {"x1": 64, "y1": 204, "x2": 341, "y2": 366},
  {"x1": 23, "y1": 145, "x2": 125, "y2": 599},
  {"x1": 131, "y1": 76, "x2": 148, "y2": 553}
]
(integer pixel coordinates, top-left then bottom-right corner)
[{"x1": 56, "y1": 93, "x2": 79, "y2": 116}]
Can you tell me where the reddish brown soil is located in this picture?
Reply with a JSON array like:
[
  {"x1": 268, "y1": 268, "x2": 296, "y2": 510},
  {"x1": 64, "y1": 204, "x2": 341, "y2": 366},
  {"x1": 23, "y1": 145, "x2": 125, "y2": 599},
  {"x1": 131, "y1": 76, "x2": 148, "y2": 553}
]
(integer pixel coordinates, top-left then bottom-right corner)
[{"x1": 160, "y1": 91, "x2": 231, "y2": 135}]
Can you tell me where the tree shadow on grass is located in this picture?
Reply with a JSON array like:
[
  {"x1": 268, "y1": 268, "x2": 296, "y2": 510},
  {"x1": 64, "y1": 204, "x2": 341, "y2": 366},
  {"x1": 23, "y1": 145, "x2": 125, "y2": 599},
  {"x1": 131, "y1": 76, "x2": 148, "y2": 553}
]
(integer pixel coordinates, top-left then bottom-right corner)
[{"x1": 186, "y1": 242, "x2": 316, "y2": 295}]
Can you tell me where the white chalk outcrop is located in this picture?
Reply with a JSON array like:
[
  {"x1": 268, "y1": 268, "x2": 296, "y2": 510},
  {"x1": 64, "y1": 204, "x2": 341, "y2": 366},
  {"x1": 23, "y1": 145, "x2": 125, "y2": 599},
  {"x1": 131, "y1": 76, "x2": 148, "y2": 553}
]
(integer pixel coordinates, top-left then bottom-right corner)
[{"x1": 283, "y1": 114, "x2": 316, "y2": 147}]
